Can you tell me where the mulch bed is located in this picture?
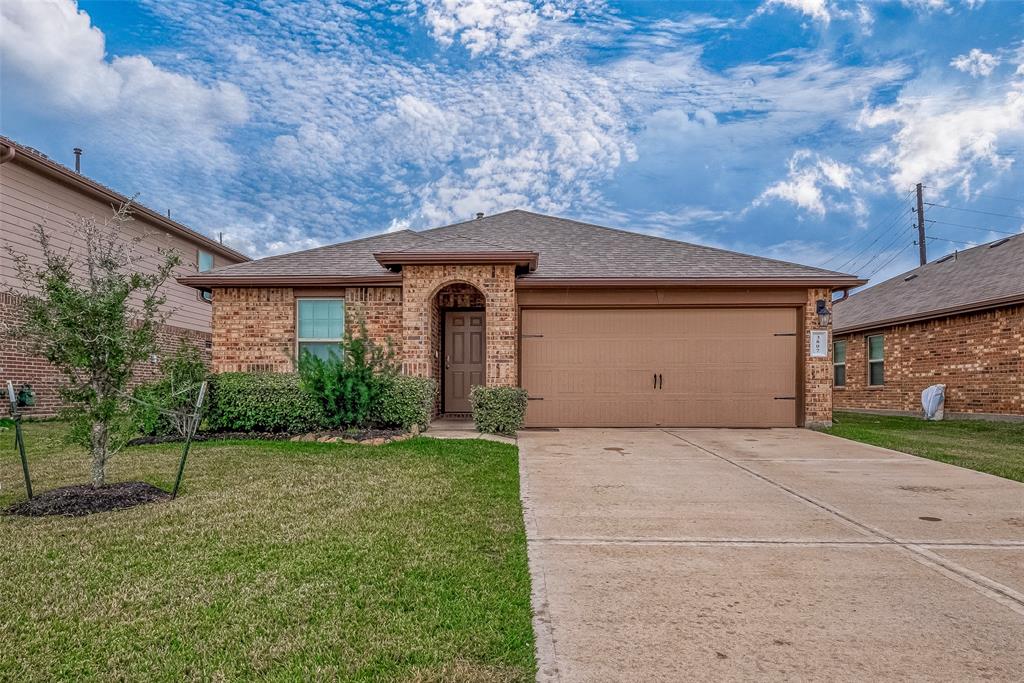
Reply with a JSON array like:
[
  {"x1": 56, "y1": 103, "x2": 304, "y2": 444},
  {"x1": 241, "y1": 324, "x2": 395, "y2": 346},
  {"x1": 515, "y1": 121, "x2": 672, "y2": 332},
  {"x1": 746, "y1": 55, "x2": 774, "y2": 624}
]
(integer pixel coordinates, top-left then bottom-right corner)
[{"x1": 5, "y1": 482, "x2": 170, "y2": 518}]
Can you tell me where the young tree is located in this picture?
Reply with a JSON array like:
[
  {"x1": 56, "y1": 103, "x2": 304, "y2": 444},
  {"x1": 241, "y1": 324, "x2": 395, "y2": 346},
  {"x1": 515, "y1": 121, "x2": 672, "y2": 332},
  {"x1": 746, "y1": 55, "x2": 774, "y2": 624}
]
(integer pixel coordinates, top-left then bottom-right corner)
[{"x1": 6, "y1": 201, "x2": 180, "y2": 488}]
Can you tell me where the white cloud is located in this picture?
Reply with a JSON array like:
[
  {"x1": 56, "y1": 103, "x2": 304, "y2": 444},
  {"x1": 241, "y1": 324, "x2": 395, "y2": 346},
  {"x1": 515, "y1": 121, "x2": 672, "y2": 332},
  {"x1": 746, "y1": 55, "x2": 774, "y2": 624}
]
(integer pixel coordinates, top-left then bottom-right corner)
[
  {"x1": 859, "y1": 75, "x2": 1024, "y2": 193},
  {"x1": 950, "y1": 48, "x2": 1000, "y2": 77},
  {"x1": 0, "y1": 0, "x2": 248, "y2": 172},
  {"x1": 755, "y1": 150, "x2": 868, "y2": 217},
  {"x1": 756, "y1": 0, "x2": 833, "y2": 25},
  {"x1": 417, "y1": 0, "x2": 600, "y2": 57},
  {"x1": 857, "y1": 3, "x2": 874, "y2": 34}
]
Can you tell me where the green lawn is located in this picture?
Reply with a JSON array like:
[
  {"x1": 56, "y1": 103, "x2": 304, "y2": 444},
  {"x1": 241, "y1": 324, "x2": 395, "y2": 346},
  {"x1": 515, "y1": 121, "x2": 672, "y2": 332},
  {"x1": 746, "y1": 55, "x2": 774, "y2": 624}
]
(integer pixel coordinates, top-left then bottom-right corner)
[
  {"x1": 0, "y1": 422, "x2": 535, "y2": 682},
  {"x1": 824, "y1": 411, "x2": 1024, "y2": 483}
]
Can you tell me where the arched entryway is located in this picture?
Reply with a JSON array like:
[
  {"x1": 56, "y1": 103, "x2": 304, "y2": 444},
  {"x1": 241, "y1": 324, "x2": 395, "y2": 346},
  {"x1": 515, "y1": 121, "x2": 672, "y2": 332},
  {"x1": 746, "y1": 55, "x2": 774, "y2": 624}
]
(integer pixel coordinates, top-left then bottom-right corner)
[{"x1": 432, "y1": 282, "x2": 486, "y2": 415}]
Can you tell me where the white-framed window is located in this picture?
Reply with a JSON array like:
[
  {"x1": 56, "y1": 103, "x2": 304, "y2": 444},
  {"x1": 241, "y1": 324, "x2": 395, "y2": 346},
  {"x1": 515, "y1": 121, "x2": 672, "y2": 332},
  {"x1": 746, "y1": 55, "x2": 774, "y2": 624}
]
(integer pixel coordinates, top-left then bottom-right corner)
[
  {"x1": 198, "y1": 249, "x2": 214, "y2": 272},
  {"x1": 833, "y1": 340, "x2": 846, "y2": 387},
  {"x1": 867, "y1": 334, "x2": 884, "y2": 386},
  {"x1": 296, "y1": 298, "x2": 344, "y2": 361}
]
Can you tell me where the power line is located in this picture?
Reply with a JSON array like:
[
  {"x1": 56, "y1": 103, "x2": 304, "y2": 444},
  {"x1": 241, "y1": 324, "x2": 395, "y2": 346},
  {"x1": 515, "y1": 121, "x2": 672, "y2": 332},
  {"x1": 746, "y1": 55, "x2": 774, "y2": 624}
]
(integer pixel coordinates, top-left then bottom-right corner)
[
  {"x1": 926, "y1": 219, "x2": 1021, "y2": 236},
  {"x1": 924, "y1": 203, "x2": 1024, "y2": 221},
  {"x1": 925, "y1": 235, "x2": 973, "y2": 246},
  {"x1": 831, "y1": 213, "x2": 911, "y2": 272},
  {"x1": 866, "y1": 243, "x2": 914, "y2": 279},
  {"x1": 822, "y1": 189, "x2": 915, "y2": 268},
  {"x1": 969, "y1": 192, "x2": 1024, "y2": 205},
  {"x1": 852, "y1": 225, "x2": 915, "y2": 275}
]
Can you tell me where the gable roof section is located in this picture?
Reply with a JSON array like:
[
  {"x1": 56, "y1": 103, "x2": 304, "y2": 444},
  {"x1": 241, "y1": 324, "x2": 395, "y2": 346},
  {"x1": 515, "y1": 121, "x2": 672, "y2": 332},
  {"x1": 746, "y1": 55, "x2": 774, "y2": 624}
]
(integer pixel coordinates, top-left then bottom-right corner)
[
  {"x1": 180, "y1": 209, "x2": 863, "y2": 287},
  {"x1": 833, "y1": 233, "x2": 1024, "y2": 333},
  {"x1": 0, "y1": 135, "x2": 249, "y2": 263}
]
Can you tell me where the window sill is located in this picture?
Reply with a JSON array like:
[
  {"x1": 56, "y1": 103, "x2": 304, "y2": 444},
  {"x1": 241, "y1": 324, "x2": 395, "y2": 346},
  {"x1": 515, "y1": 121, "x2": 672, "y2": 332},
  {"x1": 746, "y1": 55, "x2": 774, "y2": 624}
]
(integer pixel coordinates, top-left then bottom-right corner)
[{"x1": 866, "y1": 385, "x2": 886, "y2": 390}]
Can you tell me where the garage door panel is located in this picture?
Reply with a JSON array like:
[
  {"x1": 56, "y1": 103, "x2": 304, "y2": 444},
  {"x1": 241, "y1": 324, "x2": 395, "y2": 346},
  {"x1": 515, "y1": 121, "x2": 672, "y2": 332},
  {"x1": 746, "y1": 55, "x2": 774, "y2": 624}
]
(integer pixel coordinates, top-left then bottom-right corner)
[{"x1": 521, "y1": 308, "x2": 798, "y2": 428}]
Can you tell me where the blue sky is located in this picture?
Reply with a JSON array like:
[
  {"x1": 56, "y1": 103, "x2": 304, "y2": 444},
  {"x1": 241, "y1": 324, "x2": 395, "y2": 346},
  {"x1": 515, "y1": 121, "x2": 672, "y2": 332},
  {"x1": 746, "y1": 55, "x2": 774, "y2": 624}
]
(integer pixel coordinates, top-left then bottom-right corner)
[{"x1": 2, "y1": 0, "x2": 1022, "y2": 285}]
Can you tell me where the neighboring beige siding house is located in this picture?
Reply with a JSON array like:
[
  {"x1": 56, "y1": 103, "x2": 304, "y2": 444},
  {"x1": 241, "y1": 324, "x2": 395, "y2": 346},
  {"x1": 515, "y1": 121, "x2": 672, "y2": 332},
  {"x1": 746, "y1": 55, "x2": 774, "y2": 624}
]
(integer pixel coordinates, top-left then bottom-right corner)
[
  {"x1": 833, "y1": 234, "x2": 1024, "y2": 420},
  {"x1": 0, "y1": 136, "x2": 249, "y2": 415},
  {"x1": 180, "y1": 210, "x2": 863, "y2": 428}
]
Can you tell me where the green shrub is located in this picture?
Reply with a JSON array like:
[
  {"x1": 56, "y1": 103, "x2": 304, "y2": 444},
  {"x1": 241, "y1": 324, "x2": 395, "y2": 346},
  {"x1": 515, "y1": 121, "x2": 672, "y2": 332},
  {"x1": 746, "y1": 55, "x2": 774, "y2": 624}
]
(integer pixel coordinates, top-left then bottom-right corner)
[
  {"x1": 206, "y1": 372, "x2": 327, "y2": 433},
  {"x1": 373, "y1": 375, "x2": 436, "y2": 430},
  {"x1": 469, "y1": 386, "x2": 529, "y2": 436},
  {"x1": 297, "y1": 322, "x2": 397, "y2": 428},
  {"x1": 132, "y1": 342, "x2": 208, "y2": 437}
]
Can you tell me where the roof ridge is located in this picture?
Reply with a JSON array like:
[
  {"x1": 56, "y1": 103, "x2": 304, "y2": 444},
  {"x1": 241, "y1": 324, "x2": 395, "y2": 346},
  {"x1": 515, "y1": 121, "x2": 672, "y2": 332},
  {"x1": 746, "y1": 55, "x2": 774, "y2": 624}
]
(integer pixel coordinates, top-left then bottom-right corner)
[
  {"x1": 209, "y1": 229, "x2": 421, "y2": 274},
  {"x1": 444, "y1": 208, "x2": 855, "y2": 278}
]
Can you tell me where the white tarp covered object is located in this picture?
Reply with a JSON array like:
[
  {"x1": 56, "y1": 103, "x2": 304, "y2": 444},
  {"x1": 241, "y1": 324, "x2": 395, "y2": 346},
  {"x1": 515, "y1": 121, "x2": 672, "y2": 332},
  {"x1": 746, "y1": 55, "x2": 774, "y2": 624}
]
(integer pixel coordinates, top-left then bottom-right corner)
[{"x1": 922, "y1": 384, "x2": 946, "y2": 421}]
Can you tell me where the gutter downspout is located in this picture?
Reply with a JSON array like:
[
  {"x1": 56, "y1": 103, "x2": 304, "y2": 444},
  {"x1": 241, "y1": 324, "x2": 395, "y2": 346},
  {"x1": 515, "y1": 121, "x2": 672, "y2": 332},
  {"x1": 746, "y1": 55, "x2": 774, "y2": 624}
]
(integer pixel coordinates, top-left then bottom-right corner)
[{"x1": 0, "y1": 144, "x2": 15, "y2": 165}]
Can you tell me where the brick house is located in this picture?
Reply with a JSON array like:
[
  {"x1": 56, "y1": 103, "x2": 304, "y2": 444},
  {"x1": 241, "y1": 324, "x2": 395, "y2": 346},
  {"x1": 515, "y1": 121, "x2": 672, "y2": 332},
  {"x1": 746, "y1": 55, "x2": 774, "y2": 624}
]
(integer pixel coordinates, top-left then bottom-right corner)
[
  {"x1": 180, "y1": 211, "x2": 861, "y2": 428},
  {"x1": 832, "y1": 233, "x2": 1023, "y2": 420},
  {"x1": 0, "y1": 136, "x2": 249, "y2": 415}
]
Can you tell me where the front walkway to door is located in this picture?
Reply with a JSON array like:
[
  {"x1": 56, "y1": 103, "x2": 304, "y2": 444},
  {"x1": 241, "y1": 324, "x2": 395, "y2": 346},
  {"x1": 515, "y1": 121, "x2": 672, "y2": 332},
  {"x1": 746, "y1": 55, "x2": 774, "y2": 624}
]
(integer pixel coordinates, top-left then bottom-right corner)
[{"x1": 518, "y1": 428, "x2": 1024, "y2": 682}]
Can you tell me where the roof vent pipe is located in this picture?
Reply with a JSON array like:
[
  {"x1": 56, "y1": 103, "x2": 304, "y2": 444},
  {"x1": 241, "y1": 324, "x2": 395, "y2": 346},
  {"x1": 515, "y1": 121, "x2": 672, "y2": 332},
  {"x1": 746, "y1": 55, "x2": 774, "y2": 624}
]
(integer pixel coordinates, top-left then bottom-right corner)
[
  {"x1": 73, "y1": 147, "x2": 82, "y2": 173},
  {"x1": 475, "y1": 212, "x2": 484, "y2": 220}
]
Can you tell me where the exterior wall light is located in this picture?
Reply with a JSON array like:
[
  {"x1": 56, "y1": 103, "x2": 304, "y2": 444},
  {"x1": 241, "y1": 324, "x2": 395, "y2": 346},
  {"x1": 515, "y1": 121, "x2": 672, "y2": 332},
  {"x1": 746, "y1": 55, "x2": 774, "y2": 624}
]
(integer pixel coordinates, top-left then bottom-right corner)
[{"x1": 816, "y1": 299, "x2": 831, "y2": 327}]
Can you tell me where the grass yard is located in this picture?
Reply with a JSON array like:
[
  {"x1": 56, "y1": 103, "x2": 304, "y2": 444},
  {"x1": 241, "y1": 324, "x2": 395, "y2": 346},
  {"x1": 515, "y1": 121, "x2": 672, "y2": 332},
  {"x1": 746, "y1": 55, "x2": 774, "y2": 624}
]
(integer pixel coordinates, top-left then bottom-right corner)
[
  {"x1": 824, "y1": 411, "x2": 1024, "y2": 483},
  {"x1": 0, "y1": 422, "x2": 535, "y2": 682}
]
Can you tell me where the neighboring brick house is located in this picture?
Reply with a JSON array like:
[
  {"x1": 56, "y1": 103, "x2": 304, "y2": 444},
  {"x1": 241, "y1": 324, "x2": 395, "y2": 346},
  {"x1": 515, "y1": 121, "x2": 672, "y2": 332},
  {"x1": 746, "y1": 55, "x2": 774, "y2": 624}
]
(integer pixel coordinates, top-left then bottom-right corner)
[
  {"x1": 180, "y1": 210, "x2": 862, "y2": 428},
  {"x1": 0, "y1": 136, "x2": 249, "y2": 416},
  {"x1": 832, "y1": 233, "x2": 1024, "y2": 420}
]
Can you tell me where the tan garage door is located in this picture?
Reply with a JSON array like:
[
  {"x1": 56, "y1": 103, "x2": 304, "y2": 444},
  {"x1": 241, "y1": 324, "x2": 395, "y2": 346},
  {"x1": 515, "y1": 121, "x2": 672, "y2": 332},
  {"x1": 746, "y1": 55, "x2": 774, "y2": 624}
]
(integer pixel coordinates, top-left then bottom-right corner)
[{"x1": 521, "y1": 308, "x2": 798, "y2": 428}]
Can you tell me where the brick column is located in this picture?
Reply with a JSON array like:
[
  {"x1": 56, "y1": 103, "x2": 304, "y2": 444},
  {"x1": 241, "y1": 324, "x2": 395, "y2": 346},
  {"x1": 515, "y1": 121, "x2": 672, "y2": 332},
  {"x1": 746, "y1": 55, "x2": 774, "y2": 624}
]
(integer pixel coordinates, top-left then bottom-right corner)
[{"x1": 803, "y1": 287, "x2": 834, "y2": 427}]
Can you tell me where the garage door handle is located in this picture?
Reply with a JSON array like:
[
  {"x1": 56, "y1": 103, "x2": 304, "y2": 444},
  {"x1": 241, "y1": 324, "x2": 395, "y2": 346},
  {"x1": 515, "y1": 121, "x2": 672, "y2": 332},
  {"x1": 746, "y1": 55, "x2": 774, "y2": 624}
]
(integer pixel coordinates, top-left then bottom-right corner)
[
  {"x1": 654, "y1": 373, "x2": 657, "y2": 389},
  {"x1": 774, "y1": 396, "x2": 796, "y2": 400},
  {"x1": 658, "y1": 373, "x2": 663, "y2": 390}
]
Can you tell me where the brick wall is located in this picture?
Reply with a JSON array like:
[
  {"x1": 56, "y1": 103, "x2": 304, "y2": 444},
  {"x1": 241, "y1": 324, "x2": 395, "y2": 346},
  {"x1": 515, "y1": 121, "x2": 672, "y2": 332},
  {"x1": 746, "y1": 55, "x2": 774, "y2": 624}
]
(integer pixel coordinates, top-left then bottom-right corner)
[
  {"x1": 211, "y1": 287, "x2": 295, "y2": 373},
  {"x1": 344, "y1": 286, "x2": 403, "y2": 356},
  {"x1": 1, "y1": 291, "x2": 211, "y2": 417},
  {"x1": 834, "y1": 303, "x2": 1024, "y2": 417},
  {"x1": 401, "y1": 264, "x2": 518, "y2": 387},
  {"x1": 803, "y1": 287, "x2": 834, "y2": 428},
  {"x1": 211, "y1": 286, "x2": 404, "y2": 373}
]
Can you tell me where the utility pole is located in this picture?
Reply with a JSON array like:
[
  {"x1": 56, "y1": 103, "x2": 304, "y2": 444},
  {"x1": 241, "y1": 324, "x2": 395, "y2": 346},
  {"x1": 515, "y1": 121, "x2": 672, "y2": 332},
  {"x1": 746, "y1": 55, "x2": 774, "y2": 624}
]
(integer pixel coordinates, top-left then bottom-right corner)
[{"x1": 915, "y1": 182, "x2": 927, "y2": 265}]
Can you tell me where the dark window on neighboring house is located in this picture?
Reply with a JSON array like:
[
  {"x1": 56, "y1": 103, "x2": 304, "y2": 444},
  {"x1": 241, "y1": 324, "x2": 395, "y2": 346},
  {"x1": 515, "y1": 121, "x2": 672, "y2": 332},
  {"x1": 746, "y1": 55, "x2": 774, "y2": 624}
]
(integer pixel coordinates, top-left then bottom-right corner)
[
  {"x1": 198, "y1": 288, "x2": 213, "y2": 303},
  {"x1": 198, "y1": 250, "x2": 214, "y2": 272},
  {"x1": 867, "y1": 334, "x2": 884, "y2": 386},
  {"x1": 833, "y1": 340, "x2": 846, "y2": 387}
]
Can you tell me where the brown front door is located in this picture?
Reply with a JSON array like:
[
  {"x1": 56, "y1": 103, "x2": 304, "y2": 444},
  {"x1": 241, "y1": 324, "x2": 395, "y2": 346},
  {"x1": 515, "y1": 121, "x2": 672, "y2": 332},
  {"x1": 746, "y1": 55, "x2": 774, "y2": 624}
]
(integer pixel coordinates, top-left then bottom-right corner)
[{"x1": 444, "y1": 311, "x2": 485, "y2": 413}]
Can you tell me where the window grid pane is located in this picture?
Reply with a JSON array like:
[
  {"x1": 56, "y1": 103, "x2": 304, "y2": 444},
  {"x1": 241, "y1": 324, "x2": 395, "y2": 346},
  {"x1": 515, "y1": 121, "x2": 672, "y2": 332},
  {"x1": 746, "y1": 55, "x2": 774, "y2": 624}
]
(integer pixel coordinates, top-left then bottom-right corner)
[
  {"x1": 868, "y1": 335, "x2": 884, "y2": 361},
  {"x1": 298, "y1": 300, "x2": 344, "y2": 340},
  {"x1": 869, "y1": 361, "x2": 884, "y2": 386},
  {"x1": 298, "y1": 342, "x2": 342, "y2": 361},
  {"x1": 198, "y1": 251, "x2": 214, "y2": 272},
  {"x1": 834, "y1": 365, "x2": 846, "y2": 387},
  {"x1": 833, "y1": 341, "x2": 846, "y2": 364}
]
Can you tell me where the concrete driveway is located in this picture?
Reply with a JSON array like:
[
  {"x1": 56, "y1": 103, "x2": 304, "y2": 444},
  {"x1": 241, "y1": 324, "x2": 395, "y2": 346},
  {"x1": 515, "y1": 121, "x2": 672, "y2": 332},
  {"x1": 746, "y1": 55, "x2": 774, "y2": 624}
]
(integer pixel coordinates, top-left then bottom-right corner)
[{"x1": 518, "y1": 428, "x2": 1024, "y2": 682}]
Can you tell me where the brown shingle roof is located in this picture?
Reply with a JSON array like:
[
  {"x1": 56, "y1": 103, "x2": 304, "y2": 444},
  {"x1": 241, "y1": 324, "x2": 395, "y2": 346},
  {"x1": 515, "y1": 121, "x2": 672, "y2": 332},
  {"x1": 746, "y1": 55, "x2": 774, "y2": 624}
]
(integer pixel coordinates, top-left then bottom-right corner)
[
  {"x1": 180, "y1": 209, "x2": 862, "y2": 287},
  {"x1": 833, "y1": 233, "x2": 1024, "y2": 333}
]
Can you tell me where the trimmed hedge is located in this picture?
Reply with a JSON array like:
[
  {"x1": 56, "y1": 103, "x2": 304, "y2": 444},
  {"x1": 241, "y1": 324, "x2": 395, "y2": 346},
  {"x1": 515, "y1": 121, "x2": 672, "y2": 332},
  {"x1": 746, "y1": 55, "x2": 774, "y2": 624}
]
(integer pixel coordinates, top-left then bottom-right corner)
[
  {"x1": 372, "y1": 375, "x2": 436, "y2": 430},
  {"x1": 206, "y1": 373, "x2": 328, "y2": 433},
  {"x1": 470, "y1": 386, "x2": 529, "y2": 436}
]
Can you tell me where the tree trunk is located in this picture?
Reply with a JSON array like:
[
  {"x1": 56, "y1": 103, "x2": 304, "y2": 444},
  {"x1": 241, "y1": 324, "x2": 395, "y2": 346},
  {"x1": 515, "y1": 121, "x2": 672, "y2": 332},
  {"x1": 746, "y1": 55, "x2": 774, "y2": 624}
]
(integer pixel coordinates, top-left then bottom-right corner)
[{"x1": 90, "y1": 421, "x2": 109, "y2": 488}]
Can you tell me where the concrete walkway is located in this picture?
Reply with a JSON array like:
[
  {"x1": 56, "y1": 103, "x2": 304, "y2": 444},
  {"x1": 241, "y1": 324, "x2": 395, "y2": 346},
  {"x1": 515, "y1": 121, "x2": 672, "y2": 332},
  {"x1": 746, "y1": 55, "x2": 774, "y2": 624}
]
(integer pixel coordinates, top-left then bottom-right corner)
[{"x1": 518, "y1": 428, "x2": 1024, "y2": 682}]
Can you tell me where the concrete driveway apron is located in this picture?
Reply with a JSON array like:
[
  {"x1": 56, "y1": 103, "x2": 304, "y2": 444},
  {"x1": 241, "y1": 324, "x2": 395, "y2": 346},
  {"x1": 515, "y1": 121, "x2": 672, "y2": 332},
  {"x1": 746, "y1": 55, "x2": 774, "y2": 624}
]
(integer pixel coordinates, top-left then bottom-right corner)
[{"x1": 518, "y1": 428, "x2": 1024, "y2": 682}]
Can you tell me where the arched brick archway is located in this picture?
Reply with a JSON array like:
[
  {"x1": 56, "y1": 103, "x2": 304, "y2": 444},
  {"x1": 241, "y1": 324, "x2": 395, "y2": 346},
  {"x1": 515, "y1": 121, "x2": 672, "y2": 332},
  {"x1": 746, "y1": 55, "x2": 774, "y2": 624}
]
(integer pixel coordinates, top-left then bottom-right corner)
[{"x1": 401, "y1": 265, "x2": 518, "y2": 414}]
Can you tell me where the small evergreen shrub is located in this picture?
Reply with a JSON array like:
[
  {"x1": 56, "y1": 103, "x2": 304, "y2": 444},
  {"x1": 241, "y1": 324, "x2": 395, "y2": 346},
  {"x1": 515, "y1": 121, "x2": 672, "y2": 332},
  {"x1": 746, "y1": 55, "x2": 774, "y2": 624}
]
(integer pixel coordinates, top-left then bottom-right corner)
[
  {"x1": 469, "y1": 386, "x2": 529, "y2": 436},
  {"x1": 206, "y1": 372, "x2": 327, "y2": 433},
  {"x1": 297, "y1": 322, "x2": 397, "y2": 428},
  {"x1": 373, "y1": 375, "x2": 436, "y2": 430},
  {"x1": 133, "y1": 342, "x2": 208, "y2": 437}
]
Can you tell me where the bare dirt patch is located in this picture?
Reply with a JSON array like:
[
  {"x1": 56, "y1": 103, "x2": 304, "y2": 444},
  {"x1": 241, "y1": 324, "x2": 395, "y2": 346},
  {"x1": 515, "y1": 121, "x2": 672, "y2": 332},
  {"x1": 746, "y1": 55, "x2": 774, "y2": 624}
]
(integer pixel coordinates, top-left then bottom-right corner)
[{"x1": 5, "y1": 482, "x2": 170, "y2": 517}]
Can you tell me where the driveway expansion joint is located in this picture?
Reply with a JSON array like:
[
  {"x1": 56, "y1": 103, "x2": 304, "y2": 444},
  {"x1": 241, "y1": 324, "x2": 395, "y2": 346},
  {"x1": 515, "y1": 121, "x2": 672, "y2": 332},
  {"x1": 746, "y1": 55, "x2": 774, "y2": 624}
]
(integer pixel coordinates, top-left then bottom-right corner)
[{"x1": 664, "y1": 430, "x2": 1024, "y2": 616}]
